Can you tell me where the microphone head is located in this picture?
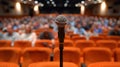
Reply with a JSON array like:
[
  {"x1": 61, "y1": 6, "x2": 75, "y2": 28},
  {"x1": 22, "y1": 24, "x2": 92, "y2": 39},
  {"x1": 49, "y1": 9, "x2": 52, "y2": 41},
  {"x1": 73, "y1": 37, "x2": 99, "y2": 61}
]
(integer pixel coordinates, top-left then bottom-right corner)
[
  {"x1": 55, "y1": 15, "x2": 67, "y2": 27},
  {"x1": 55, "y1": 15, "x2": 67, "y2": 23}
]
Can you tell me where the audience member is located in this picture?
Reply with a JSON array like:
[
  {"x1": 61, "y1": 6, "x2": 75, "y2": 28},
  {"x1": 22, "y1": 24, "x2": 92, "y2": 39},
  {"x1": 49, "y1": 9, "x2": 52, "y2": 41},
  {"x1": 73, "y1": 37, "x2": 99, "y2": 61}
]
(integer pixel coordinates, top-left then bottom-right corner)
[
  {"x1": 0, "y1": 27, "x2": 3, "y2": 40},
  {"x1": 109, "y1": 25, "x2": 120, "y2": 36},
  {"x1": 91, "y1": 23, "x2": 103, "y2": 35},
  {"x1": 74, "y1": 23, "x2": 86, "y2": 36},
  {"x1": 38, "y1": 24, "x2": 55, "y2": 48},
  {"x1": 38, "y1": 24, "x2": 54, "y2": 40},
  {"x1": 19, "y1": 25, "x2": 37, "y2": 47},
  {"x1": 3, "y1": 25, "x2": 19, "y2": 46}
]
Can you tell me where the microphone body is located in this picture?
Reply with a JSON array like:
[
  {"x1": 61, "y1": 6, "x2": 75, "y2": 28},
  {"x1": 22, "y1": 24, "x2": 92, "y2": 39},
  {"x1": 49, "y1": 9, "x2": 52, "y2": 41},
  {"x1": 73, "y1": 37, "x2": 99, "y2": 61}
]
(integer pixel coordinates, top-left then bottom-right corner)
[
  {"x1": 58, "y1": 27, "x2": 65, "y2": 43},
  {"x1": 55, "y1": 15, "x2": 67, "y2": 67},
  {"x1": 56, "y1": 22, "x2": 66, "y2": 44}
]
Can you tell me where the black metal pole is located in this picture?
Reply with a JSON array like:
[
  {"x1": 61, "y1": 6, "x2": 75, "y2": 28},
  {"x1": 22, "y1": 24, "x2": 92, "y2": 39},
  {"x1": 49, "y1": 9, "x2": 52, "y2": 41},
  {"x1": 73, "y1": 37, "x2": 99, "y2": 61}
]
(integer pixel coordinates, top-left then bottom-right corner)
[
  {"x1": 58, "y1": 27, "x2": 65, "y2": 67},
  {"x1": 60, "y1": 43, "x2": 63, "y2": 67}
]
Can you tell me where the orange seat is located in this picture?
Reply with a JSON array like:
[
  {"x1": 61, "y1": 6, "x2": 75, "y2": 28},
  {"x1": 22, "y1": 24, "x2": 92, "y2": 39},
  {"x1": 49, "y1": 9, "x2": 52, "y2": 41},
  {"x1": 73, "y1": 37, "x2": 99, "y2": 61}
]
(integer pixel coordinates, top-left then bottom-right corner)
[
  {"x1": 34, "y1": 31, "x2": 41, "y2": 36},
  {"x1": 72, "y1": 36, "x2": 86, "y2": 41},
  {"x1": 90, "y1": 36, "x2": 104, "y2": 42},
  {"x1": 0, "y1": 62, "x2": 19, "y2": 67},
  {"x1": 14, "y1": 40, "x2": 32, "y2": 64},
  {"x1": 0, "y1": 47, "x2": 21, "y2": 64},
  {"x1": 99, "y1": 33, "x2": 107, "y2": 37},
  {"x1": 14, "y1": 40, "x2": 32, "y2": 49},
  {"x1": 71, "y1": 34, "x2": 80, "y2": 38},
  {"x1": 75, "y1": 40, "x2": 95, "y2": 52},
  {"x1": 29, "y1": 62, "x2": 78, "y2": 67},
  {"x1": 96, "y1": 40, "x2": 117, "y2": 51},
  {"x1": 65, "y1": 35, "x2": 71, "y2": 39},
  {"x1": 54, "y1": 47, "x2": 81, "y2": 66},
  {"x1": 83, "y1": 47, "x2": 112, "y2": 66},
  {"x1": 22, "y1": 47, "x2": 51, "y2": 67},
  {"x1": 88, "y1": 62, "x2": 120, "y2": 67},
  {"x1": 55, "y1": 35, "x2": 71, "y2": 40},
  {"x1": 0, "y1": 40, "x2": 11, "y2": 47},
  {"x1": 114, "y1": 48, "x2": 120, "y2": 62},
  {"x1": 117, "y1": 41, "x2": 120, "y2": 48},
  {"x1": 107, "y1": 36, "x2": 120, "y2": 41},
  {"x1": 55, "y1": 40, "x2": 74, "y2": 47},
  {"x1": 35, "y1": 40, "x2": 52, "y2": 47},
  {"x1": 66, "y1": 31, "x2": 74, "y2": 36}
]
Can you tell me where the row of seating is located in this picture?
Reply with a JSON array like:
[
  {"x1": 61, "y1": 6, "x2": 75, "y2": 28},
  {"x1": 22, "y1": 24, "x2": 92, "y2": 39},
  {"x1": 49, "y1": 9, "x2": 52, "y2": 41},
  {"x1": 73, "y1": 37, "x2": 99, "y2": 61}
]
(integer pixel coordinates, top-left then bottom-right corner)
[
  {"x1": 71, "y1": 36, "x2": 120, "y2": 42},
  {"x1": 88, "y1": 62, "x2": 120, "y2": 67},
  {"x1": 34, "y1": 30, "x2": 120, "y2": 42},
  {"x1": 0, "y1": 40, "x2": 120, "y2": 51},
  {"x1": 0, "y1": 47, "x2": 120, "y2": 67},
  {"x1": 34, "y1": 28, "x2": 119, "y2": 41},
  {"x1": 1, "y1": 61, "x2": 120, "y2": 67}
]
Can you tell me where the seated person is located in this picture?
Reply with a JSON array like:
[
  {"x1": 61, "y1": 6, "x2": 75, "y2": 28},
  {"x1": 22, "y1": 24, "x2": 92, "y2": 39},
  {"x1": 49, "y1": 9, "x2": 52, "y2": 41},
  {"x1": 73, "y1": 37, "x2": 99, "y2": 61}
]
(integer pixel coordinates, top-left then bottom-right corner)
[
  {"x1": 19, "y1": 25, "x2": 37, "y2": 47},
  {"x1": 38, "y1": 24, "x2": 54, "y2": 40},
  {"x1": 3, "y1": 25, "x2": 19, "y2": 46},
  {"x1": 38, "y1": 30, "x2": 54, "y2": 40},
  {"x1": 109, "y1": 25, "x2": 120, "y2": 36},
  {"x1": 38, "y1": 24, "x2": 55, "y2": 48},
  {"x1": 0, "y1": 27, "x2": 3, "y2": 40},
  {"x1": 74, "y1": 23, "x2": 86, "y2": 36}
]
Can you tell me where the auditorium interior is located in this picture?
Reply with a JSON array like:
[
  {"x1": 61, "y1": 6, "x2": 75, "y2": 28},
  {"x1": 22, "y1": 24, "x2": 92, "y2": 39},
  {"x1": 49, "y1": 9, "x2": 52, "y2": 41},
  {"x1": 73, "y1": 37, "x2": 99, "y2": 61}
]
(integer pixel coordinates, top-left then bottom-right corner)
[{"x1": 0, "y1": 0, "x2": 120, "y2": 67}]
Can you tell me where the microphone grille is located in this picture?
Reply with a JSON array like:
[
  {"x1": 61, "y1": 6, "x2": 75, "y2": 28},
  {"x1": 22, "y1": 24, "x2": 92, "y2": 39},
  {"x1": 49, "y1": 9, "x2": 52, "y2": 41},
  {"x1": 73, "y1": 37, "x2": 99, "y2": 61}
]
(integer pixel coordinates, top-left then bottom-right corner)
[{"x1": 55, "y1": 15, "x2": 67, "y2": 23}]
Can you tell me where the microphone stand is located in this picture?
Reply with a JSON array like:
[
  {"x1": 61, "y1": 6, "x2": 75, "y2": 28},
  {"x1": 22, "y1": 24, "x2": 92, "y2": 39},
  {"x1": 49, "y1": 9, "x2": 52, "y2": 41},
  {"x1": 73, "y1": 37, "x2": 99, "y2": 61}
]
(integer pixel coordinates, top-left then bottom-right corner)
[{"x1": 56, "y1": 22, "x2": 66, "y2": 67}]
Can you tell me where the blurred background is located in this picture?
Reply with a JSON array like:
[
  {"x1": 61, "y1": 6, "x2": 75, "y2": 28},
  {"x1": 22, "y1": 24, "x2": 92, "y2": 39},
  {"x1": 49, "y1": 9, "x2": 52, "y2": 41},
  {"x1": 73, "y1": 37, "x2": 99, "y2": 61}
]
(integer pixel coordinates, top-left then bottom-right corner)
[
  {"x1": 0, "y1": 1, "x2": 120, "y2": 67},
  {"x1": 0, "y1": 0, "x2": 120, "y2": 17}
]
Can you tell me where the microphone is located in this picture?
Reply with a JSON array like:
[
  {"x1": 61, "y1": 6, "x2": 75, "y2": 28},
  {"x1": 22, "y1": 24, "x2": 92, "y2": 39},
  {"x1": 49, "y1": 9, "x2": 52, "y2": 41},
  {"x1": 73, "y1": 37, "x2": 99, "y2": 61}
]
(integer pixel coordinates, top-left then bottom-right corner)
[
  {"x1": 55, "y1": 15, "x2": 67, "y2": 43},
  {"x1": 55, "y1": 15, "x2": 67, "y2": 67}
]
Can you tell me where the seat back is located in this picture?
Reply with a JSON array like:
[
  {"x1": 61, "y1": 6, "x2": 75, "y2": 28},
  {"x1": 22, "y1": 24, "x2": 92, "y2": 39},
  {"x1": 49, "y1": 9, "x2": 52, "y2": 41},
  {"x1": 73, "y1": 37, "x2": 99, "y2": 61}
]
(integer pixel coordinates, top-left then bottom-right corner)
[
  {"x1": 35, "y1": 40, "x2": 52, "y2": 47},
  {"x1": 54, "y1": 47, "x2": 81, "y2": 65},
  {"x1": 75, "y1": 40, "x2": 95, "y2": 52},
  {"x1": 14, "y1": 40, "x2": 32, "y2": 49},
  {"x1": 107, "y1": 36, "x2": 120, "y2": 41},
  {"x1": 0, "y1": 40, "x2": 11, "y2": 47},
  {"x1": 0, "y1": 47, "x2": 21, "y2": 64},
  {"x1": 83, "y1": 47, "x2": 112, "y2": 65},
  {"x1": 88, "y1": 62, "x2": 120, "y2": 67},
  {"x1": 28, "y1": 62, "x2": 78, "y2": 67},
  {"x1": 72, "y1": 36, "x2": 86, "y2": 41},
  {"x1": 96, "y1": 40, "x2": 117, "y2": 51},
  {"x1": 22, "y1": 47, "x2": 51, "y2": 67},
  {"x1": 0, "y1": 62, "x2": 19, "y2": 67},
  {"x1": 114, "y1": 48, "x2": 120, "y2": 62},
  {"x1": 55, "y1": 40, "x2": 74, "y2": 47},
  {"x1": 90, "y1": 36, "x2": 104, "y2": 42},
  {"x1": 117, "y1": 41, "x2": 120, "y2": 48}
]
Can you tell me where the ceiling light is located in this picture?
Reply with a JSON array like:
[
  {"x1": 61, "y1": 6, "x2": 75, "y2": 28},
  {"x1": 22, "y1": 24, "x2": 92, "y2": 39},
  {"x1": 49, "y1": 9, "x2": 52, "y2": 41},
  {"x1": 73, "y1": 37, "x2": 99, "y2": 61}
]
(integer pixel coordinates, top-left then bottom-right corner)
[
  {"x1": 39, "y1": 3, "x2": 44, "y2": 7},
  {"x1": 66, "y1": 0, "x2": 69, "y2": 3},
  {"x1": 75, "y1": 4, "x2": 79, "y2": 7},
  {"x1": 84, "y1": 3, "x2": 87, "y2": 6},
  {"x1": 53, "y1": 4, "x2": 56, "y2": 7},
  {"x1": 50, "y1": 0, "x2": 53, "y2": 2},
  {"x1": 81, "y1": 1, "x2": 85, "y2": 4},
  {"x1": 23, "y1": 1, "x2": 27, "y2": 4},
  {"x1": 29, "y1": 0, "x2": 32, "y2": 1},
  {"x1": 41, "y1": 4, "x2": 44, "y2": 7},
  {"x1": 47, "y1": 1, "x2": 50, "y2": 4},
  {"x1": 98, "y1": 0, "x2": 103, "y2": 3},
  {"x1": 34, "y1": 1, "x2": 38, "y2": 4},
  {"x1": 51, "y1": 1, "x2": 55, "y2": 4},
  {"x1": 64, "y1": 3, "x2": 68, "y2": 7}
]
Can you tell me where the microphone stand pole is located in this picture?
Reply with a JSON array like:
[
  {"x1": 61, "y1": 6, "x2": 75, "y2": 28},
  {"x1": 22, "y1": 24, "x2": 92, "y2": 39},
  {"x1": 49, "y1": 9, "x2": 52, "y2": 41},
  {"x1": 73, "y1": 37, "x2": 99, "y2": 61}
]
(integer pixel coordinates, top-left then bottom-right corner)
[{"x1": 56, "y1": 22, "x2": 66, "y2": 67}]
